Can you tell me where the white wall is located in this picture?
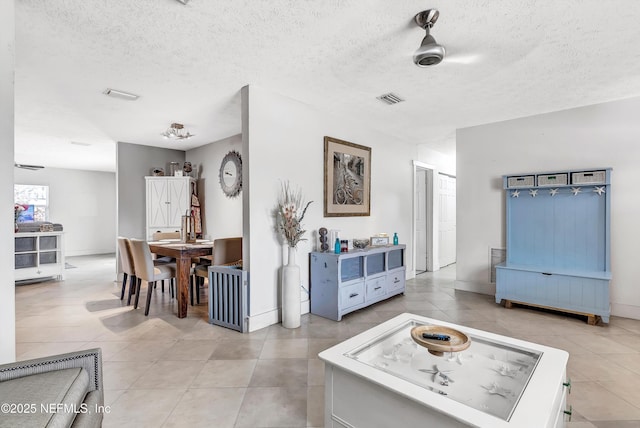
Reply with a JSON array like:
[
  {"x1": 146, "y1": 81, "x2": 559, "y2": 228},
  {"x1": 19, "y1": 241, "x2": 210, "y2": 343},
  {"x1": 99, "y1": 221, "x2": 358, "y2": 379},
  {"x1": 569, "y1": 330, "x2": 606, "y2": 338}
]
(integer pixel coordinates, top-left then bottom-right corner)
[
  {"x1": 0, "y1": 0, "x2": 16, "y2": 363},
  {"x1": 186, "y1": 135, "x2": 243, "y2": 239},
  {"x1": 14, "y1": 167, "x2": 116, "y2": 256},
  {"x1": 417, "y1": 144, "x2": 456, "y2": 176},
  {"x1": 457, "y1": 96, "x2": 640, "y2": 319},
  {"x1": 243, "y1": 85, "x2": 452, "y2": 331}
]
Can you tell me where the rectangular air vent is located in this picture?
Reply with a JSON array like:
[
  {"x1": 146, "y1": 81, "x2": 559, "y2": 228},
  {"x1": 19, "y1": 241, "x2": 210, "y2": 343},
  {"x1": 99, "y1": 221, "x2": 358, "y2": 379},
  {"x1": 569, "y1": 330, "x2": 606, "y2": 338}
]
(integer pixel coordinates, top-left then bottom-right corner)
[
  {"x1": 377, "y1": 92, "x2": 404, "y2": 105},
  {"x1": 489, "y1": 247, "x2": 506, "y2": 283}
]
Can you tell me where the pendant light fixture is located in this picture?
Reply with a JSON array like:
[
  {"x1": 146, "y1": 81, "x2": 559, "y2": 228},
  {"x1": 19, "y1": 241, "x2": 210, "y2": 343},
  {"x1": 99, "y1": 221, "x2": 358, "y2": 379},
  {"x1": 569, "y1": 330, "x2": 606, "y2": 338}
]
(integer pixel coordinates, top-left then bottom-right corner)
[{"x1": 161, "y1": 123, "x2": 194, "y2": 140}]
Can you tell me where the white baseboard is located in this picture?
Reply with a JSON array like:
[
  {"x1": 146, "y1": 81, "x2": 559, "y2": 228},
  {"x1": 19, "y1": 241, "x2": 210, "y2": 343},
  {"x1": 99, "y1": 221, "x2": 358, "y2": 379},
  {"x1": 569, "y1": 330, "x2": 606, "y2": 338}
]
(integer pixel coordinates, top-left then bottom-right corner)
[
  {"x1": 66, "y1": 250, "x2": 114, "y2": 257},
  {"x1": 611, "y1": 303, "x2": 640, "y2": 320},
  {"x1": 247, "y1": 309, "x2": 280, "y2": 332},
  {"x1": 454, "y1": 280, "x2": 496, "y2": 296},
  {"x1": 247, "y1": 299, "x2": 311, "y2": 332}
]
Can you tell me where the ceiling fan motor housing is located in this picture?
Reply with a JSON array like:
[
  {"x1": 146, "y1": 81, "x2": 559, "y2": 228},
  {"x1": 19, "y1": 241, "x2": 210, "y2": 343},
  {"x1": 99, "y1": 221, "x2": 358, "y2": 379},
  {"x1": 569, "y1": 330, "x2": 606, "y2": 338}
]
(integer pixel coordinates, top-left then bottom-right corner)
[{"x1": 414, "y1": 9, "x2": 446, "y2": 67}]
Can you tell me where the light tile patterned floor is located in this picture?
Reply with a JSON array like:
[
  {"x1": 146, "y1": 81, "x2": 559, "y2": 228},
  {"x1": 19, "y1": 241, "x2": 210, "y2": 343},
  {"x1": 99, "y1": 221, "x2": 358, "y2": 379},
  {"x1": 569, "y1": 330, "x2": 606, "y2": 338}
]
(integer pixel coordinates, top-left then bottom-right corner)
[{"x1": 13, "y1": 255, "x2": 640, "y2": 427}]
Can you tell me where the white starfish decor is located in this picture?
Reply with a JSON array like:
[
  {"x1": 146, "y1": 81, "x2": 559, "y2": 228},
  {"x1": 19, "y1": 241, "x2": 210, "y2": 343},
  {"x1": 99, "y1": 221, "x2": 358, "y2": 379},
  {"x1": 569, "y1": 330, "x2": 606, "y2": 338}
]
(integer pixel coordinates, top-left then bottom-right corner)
[
  {"x1": 571, "y1": 187, "x2": 582, "y2": 196},
  {"x1": 549, "y1": 188, "x2": 559, "y2": 197},
  {"x1": 529, "y1": 189, "x2": 538, "y2": 197},
  {"x1": 511, "y1": 190, "x2": 520, "y2": 198},
  {"x1": 593, "y1": 186, "x2": 606, "y2": 196}
]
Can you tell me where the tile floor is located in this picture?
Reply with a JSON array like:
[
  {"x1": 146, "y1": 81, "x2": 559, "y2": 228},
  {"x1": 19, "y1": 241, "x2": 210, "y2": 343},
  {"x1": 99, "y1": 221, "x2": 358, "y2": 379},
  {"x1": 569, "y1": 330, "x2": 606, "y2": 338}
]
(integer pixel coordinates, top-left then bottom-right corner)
[{"x1": 13, "y1": 254, "x2": 640, "y2": 427}]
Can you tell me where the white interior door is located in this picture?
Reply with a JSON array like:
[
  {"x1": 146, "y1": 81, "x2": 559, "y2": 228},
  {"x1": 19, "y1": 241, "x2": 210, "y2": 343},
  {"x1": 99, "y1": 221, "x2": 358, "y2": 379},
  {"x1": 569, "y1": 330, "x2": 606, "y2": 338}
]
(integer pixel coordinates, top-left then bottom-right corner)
[
  {"x1": 415, "y1": 169, "x2": 427, "y2": 272},
  {"x1": 438, "y1": 173, "x2": 456, "y2": 268}
]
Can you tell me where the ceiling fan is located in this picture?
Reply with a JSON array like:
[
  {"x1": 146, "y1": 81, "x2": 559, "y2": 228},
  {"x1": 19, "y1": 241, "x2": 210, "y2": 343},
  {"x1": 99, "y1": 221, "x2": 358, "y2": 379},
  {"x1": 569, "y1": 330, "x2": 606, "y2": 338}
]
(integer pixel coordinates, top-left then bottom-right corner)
[
  {"x1": 411, "y1": 8, "x2": 483, "y2": 66},
  {"x1": 14, "y1": 163, "x2": 44, "y2": 171}
]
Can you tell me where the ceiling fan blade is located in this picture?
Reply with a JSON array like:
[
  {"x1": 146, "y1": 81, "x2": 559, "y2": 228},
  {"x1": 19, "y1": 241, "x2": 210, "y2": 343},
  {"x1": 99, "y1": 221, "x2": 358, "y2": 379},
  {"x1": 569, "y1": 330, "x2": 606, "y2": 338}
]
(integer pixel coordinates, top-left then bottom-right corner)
[{"x1": 14, "y1": 163, "x2": 45, "y2": 170}]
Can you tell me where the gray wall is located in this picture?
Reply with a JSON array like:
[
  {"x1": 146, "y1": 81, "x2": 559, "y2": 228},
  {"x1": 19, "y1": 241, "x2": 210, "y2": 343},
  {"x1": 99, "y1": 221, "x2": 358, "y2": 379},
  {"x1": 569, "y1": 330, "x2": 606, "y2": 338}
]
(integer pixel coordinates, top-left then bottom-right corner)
[
  {"x1": 456, "y1": 96, "x2": 640, "y2": 320},
  {"x1": 116, "y1": 142, "x2": 186, "y2": 240},
  {"x1": 186, "y1": 134, "x2": 243, "y2": 239}
]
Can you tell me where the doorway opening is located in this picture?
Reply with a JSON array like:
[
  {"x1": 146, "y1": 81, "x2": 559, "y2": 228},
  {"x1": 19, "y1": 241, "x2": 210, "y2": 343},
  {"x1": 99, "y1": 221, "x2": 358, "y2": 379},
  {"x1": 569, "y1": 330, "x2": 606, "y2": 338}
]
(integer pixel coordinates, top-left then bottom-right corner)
[{"x1": 413, "y1": 162, "x2": 456, "y2": 275}]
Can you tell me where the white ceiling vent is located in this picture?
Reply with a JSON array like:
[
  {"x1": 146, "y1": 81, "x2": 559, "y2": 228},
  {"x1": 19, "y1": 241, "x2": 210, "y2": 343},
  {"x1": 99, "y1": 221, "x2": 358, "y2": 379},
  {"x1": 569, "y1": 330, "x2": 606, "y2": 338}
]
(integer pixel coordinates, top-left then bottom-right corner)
[{"x1": 377, "y1": 92, "x2": 405, "y2": 105}]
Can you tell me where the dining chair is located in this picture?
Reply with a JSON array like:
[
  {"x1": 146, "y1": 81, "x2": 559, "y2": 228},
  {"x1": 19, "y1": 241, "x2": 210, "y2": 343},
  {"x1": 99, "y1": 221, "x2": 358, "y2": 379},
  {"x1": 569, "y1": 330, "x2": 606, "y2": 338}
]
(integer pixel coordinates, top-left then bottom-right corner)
[
  {"x1": 152, "y1": 231, "x2": 181, "y2": 240},
  {"x1": 152, "y1": 231, "x2": 180, "y2": 264},
  {"x1": 129, "y1": 239, "x2": 177, "y2": 316},
  {"x1": 117, "y1": 237, "x2": 137, "y2": 304},
  {"x1": 151, "y1": 231, "x2": 181, "y2": 293},
  {"x1": 191, "y1": 237, "x2": 242, "y2": 305}
]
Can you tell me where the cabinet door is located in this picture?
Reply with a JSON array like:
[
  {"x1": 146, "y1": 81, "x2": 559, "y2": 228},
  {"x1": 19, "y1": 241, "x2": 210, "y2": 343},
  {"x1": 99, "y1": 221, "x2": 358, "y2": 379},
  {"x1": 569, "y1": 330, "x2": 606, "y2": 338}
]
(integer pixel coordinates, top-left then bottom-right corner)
[
  {"x1": 147, "y1": 179, "x2": 169, "y2": 228},
  {"x1": 167, "y1": 179, "x2": 191, "y2": 227}
]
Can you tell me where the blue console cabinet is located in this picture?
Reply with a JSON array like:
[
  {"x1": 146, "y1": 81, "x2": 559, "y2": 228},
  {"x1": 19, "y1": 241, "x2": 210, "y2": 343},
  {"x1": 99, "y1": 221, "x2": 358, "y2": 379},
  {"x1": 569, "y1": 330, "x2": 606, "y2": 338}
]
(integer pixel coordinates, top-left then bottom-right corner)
[
  {"x1": 310, "y1": 245, "x2": 406, "y2": 321},
  {"x1": 495, "y1": 169, "x2": 611, "y2": 324}
]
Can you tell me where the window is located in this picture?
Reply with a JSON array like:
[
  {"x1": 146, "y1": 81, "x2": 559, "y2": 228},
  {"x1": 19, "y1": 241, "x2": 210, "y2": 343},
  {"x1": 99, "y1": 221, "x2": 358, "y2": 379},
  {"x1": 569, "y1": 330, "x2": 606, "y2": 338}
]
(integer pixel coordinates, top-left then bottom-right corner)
[{"x1": 14, "y1": 184, "x2": 49, "y2": 222}]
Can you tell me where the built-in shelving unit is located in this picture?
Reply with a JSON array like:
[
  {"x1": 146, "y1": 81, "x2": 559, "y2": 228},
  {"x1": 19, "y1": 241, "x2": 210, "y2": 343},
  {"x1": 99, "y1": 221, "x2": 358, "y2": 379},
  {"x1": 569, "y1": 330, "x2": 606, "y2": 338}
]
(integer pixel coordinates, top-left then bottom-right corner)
[
  {"x1": 496, "y1": 168, "x2": 611, "y2": 324},
  {"x1": 15, "y1": 232, "x2": 65, "y2": 282},
  {"x1": 310, "y1": 245, "x2": 406, "y2": 321}
]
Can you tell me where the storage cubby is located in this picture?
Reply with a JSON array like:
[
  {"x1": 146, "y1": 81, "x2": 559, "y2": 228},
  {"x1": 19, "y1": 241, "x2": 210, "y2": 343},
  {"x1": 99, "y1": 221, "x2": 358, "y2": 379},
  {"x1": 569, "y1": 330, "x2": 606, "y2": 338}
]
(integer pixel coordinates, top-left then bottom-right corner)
[
  {"x1": 14, "y1": 232, "x2": 65, "y2": 282},
  {"x1": 496, "y1": 168, "x2": 611, "y2": 323}
]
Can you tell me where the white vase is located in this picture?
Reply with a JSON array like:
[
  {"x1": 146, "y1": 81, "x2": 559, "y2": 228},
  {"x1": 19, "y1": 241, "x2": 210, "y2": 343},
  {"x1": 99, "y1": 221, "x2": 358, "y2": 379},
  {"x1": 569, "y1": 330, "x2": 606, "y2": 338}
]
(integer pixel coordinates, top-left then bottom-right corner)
[{"x1": 282, "y1": 246, "x2": 301, "y2": 329}]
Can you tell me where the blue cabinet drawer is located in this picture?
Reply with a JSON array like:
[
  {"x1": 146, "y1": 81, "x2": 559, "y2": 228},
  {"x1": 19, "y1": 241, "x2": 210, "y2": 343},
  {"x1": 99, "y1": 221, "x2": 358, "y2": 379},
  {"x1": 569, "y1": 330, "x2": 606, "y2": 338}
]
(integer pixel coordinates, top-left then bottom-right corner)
[
  {"x1": 387, "y1": 270, "x2": 405, "y2": 292},
  {"x1": 365, "y1": 275, "x2": 386, "y2": 301},
  {"x1": 340, "y1": 281, "x2": 365, "y2": 309}
]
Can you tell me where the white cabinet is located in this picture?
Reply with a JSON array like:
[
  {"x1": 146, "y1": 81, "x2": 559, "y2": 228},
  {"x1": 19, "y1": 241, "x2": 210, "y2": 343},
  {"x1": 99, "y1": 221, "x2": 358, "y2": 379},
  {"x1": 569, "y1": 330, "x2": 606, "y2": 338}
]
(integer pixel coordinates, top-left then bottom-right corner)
[
  {"x1": 310, "y1": 245, "x2": 406, "y2": 321},
  {"x1": 320, "y1": 313, "x2": 570, "y2": 428},
  {"x1": 145, "y1": 176, "x2": 195, "y2": 240},
  {"x1": 15, "y1": 232, "x2": 65, "y2": 282}
]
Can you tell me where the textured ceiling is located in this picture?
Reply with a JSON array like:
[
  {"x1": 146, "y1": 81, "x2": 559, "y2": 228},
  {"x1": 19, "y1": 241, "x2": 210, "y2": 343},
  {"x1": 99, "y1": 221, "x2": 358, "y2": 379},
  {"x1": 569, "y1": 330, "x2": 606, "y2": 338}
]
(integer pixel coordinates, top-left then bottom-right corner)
[{"x1": 14, "y1": 0, "x2": 640, "y2": 172}]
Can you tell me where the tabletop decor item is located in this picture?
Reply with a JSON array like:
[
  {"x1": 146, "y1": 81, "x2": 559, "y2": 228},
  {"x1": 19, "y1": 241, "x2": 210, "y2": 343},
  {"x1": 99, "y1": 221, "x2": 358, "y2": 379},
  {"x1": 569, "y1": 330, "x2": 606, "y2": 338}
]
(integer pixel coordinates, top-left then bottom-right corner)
[
  {"x1": 183, "y1": 161, "x2": 193, "y2": 176},
  {"x1": 277, "y1": 181, "x2": 313, "y2": 328},
  {"x1": 169, "y1": 162, "x2": 180, "y2": 176},
  {"x1": 410, "y1": 325, "x2": 471, "y2": 356},
  {"x1": 370, "y1": 235, "x2": 390, "y2": 246},
  {"x1": 318, "y1": 227, "x2": 329, "y2": 251},
  {"x1": 352, "y1": 238, "x2": 369, "y2": 249},
  {"x1": 324, "y1": 136, "x2": 371, "y2": 217}
]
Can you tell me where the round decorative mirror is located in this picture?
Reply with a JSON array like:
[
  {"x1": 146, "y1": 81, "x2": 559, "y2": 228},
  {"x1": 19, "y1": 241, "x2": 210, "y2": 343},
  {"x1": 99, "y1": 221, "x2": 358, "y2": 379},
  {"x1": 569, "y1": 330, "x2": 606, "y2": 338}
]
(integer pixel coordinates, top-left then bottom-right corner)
[{"x1": 219, "y1": 150, "x2": 242, "y2": 197}]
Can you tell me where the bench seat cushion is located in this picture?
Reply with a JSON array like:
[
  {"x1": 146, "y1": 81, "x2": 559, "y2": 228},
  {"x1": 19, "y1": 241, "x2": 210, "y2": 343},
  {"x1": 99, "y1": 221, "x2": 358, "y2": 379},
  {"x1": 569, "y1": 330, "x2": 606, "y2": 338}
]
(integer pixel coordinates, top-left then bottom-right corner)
[{"x1": 0, "y1": 367, "x2": 89, "y2": 428}]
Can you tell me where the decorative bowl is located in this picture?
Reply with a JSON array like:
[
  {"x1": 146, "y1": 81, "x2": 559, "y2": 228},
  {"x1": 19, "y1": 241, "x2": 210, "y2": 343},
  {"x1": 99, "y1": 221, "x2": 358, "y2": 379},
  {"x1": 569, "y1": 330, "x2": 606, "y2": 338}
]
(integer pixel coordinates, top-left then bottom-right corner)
[
  {"x1": 410, "y1": 325, "x2": 471, "y2": 356},
  {"x1": 352, "y1": 239, "x2": 369, "y2": 249}
]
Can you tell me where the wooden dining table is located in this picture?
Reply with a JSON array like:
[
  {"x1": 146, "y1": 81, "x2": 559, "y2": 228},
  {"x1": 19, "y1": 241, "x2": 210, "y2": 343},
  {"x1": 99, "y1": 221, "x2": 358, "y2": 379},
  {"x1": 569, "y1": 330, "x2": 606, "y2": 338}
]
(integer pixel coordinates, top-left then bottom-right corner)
[{"x1": 148, "y1": 240, "x2": 213, "y2": 318}]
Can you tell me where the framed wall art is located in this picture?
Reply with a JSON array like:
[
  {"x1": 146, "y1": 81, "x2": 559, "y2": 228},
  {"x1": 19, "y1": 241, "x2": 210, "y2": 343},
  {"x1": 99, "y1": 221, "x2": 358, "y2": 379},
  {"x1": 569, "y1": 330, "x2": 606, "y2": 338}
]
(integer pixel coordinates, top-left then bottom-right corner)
[{"x1": 324, "y1": 136, "x2": 371, "y2": 217}]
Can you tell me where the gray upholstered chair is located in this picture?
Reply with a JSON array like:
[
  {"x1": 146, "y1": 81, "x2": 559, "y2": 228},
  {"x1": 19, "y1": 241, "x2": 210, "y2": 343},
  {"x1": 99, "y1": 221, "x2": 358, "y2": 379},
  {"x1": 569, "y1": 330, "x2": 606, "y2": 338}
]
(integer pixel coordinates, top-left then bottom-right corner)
[
  {"x1": 0, "y1": 348, "x2": 103, "y2": 428},
  {"x1": 191, "y1": 237, "x2": 242, "y2": 305},
  {"x1": 129, "y1": 239, "x2": 177, "y2": 316}
]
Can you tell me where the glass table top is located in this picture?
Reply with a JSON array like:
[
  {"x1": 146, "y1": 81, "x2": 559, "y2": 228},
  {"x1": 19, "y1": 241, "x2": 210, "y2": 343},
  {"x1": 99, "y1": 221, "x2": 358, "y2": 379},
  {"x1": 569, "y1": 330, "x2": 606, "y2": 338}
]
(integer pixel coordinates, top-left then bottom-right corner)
[{"x1": 344, "y1": 319, "x2": 542, "y2": 421}]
